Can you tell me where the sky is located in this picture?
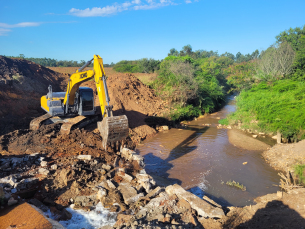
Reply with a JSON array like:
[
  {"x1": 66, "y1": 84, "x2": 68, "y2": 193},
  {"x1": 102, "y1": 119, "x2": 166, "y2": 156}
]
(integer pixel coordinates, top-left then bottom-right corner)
[{"x1": 0, "y1": 0, "x2": 304, "y2": 64}]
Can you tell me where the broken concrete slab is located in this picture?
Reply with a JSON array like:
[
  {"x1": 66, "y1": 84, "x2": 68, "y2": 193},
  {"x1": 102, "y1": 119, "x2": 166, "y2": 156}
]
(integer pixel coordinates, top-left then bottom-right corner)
[
  {"x1": 165, "y1": 184, "x2": 224, "y2": 218},
  {"x1": 38, "y1": 168, "x2": 49, "y2": 175},
  {"x1": 146, "y1": 186, "x2": 164, "y2": 199},
  {"x1": 118, "y1": 182, "x2": 144, "y2": 205},
  {"x1": 77, "y1": 155, "x2": 92, "y2": 160}
]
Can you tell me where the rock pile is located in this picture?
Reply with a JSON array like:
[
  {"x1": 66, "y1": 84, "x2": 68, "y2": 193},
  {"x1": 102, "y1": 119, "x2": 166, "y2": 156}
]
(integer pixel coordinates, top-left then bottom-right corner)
[{"x1": 0, "y1": 146, "x2": 227, "y2": 228}]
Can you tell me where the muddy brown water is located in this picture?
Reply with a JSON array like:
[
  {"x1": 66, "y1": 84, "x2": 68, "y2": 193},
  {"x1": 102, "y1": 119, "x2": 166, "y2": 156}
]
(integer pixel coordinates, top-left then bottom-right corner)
[{"x1": 136, "y1": 96, "x2": 280, "y2": 207}]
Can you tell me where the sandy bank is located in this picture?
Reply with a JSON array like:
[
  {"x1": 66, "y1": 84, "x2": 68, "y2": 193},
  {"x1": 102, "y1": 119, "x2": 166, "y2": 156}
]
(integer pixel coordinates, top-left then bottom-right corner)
[{"x1": 227, "y1": 129, "x2": 270, "y2": 151}]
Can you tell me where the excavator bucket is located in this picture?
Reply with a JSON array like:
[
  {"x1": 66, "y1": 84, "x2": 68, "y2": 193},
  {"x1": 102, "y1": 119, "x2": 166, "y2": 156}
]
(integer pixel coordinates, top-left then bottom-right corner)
[{"x1": 98, "y1": 115, "x2": 129, "y2": 149}]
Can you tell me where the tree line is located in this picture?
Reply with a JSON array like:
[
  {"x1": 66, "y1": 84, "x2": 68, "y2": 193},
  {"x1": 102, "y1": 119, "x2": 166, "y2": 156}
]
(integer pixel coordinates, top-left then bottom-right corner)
[{"x1": 4, "y1": 54, "x2": 115, "y2": 68}]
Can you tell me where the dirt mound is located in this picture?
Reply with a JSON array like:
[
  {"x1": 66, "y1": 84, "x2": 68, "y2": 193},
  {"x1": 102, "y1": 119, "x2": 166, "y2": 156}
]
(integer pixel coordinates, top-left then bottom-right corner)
[
  {"x1": 81, "y1": 72, "x2": 169, "y2": 143},
  {"x1": 0, "y1": 125, "x2": 121, "y2": 160},
  {"x1": 0, "y1": 56, "x2": 67, "y2": 135},
  {"x1": 263, "y1": 140, "x2": 305, "y2": 171}
]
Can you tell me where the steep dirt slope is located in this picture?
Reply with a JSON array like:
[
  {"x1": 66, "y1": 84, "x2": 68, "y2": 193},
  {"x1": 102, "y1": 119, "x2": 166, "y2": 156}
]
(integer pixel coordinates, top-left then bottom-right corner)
[{"x1": 0, "y1": 56, "x2": 67, "y2": 135}]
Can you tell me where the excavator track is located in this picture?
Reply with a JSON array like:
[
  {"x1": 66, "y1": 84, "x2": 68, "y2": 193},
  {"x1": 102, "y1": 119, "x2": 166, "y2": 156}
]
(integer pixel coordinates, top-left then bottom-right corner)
[
  {"x1": 59, "y1": 115, "x2": 98, "y2": 135},
  {"x1": 30, "y1": 113, "x2": 52, "y2": 131},
  {"x1": 30, "y1": 114, "x2": 98, "y2": 135},
  {"x1": 98, "y1": 115, "x2": 129, "y2": 149}
]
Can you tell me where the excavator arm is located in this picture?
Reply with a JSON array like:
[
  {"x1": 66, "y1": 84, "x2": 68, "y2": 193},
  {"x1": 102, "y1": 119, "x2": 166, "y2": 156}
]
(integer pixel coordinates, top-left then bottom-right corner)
[{"x1": 63, "y1": 55, "x2": 109, "y2": 116}]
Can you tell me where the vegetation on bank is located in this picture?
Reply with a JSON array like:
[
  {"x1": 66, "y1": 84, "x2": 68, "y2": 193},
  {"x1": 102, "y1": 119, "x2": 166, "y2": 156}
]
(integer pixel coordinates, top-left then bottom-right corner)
[
  {"x1": 294, "y1": 164, "x2": 305, "y2": 186},
  {"x1": 228, "y1": 80, "x2": 305, "y2": 141},
  {"x1": 224, "y1": 25, "x2": 305, "y2": 141},
  {"x1": 113, "y1": 59, "x2": 161, "y2": 73}
]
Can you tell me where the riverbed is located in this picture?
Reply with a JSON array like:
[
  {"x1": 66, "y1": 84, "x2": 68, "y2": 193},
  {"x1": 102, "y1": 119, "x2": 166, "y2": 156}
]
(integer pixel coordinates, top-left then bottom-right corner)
[{"x1": 136, "y1": 96, "x2": 280, "y2": 206}]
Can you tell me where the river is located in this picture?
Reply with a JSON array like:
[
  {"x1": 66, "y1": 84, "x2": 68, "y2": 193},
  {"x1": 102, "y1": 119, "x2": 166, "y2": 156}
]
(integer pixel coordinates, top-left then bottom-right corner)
[{"x1": 135, "y1": 96, "x2": 280, "y2": 207}]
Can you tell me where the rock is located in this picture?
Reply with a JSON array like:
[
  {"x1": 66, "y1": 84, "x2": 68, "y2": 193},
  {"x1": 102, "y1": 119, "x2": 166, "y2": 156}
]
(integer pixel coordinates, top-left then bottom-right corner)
[
  {"x1": 117, "y1": 172, "x2": 133, "y2": 183},
  {"x1": 15, "y1": 177, "x2": 38, "y2": 190},
  {"x1": 114, "y1": 214, "x2": 133, "y2": 228},
  {"x1": 162, "y1": 126, "x2": 169, "y2": 131},
  {"x1": 106, "y1": 170, "x2": 116, "y2": 179},
  {"x1": 0, "y1": 175, "x2": 18, "y2": 187},
  {"x1": 146, "y1": 187, "x2": 164, "y2": 199},
  {"x1": 8, "y1": 197, "x2": 18, "y2": 206},
  {"x1": 107, "y1": 180, "x2": 117, "y2": 189},
  {"x1": 0, "y1": 162, "x2": 10, "y2": 170},
  {"x1": 118, "y1": 182, "x2": 144, "y2": 205},
  {"x1": 29, "y1": 198, "x2": 49, "y2": 212},
  {"x1": 77, "y1": 155, "x2": 92, "y2": 160},
  {"x1": 0, "y1": 186, "x2": 4, "y2": 197},
  {"x1": 132, "y1": 154, "x2": 145, "y2": 168},
  {"x1": 75, "y1": 195, "x2": 97, "y2": 207},
  {"x1": 202, "y1": 195, "x2": 222, "y2": 208},
  {"x1": 40, "y1": 161, "x2": 47, "y2": 167},
  {"x1": 11, "y1": 188, "x2": 17, "y2": 193},
  {"x1": 59, "y1": 208, "x2": 72, "y2": 221},
  {"x1": 102, "y1": 164, "x2": 111, "y2": 171},
  {"x1": 59, "y1": 168, "x2": 70, "y2": 186},
  {"x1": 51, "y1": 164, "x2": 57, "y2": 170},
  {"x1": 136, "y1": 174, "x2": 156, "y2": 193},
  {"x1": 97, "y1": 188, "x2": 107, "y2": 200},
  {"x1": 252, "y1": 135, "x2": 258, "y2": 138},
  {"x1": 38, "y1": 168, "x2": 49, "y2": 175},
  {"x1": 120, "y1": 148, "x2": 135, "y2": 161},
  {"x1": 43, "y1": 197, "x2": 55, "y2": 206},
  {"x1": 165, "y1": 184, "x2": 224, "y2": 218}
]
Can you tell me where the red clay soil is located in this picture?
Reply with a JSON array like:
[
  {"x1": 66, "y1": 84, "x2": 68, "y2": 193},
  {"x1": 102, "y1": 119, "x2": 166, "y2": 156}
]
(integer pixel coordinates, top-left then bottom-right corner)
[
  {"x1": 0, "y1": 202, "x2": 52, "y2": 229},
  {"x1": 0, "y1": 56, "x2": 67, "y2": 135}
]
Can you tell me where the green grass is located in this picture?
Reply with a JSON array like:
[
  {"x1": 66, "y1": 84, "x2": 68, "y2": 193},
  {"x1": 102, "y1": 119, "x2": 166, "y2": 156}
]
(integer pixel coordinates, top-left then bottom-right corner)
[
  {"x1": 227, "y1": 79, "x2": 305, "y2": 141},
  {"x1": 226, "y1": 180, "x2": 246, "y2": 191},
  {"x1": 294, "y1": 164, "x2": 305, "y2": 185},
  {"x1": 218, "y1": 118, "x2": 229, "y2": 125}
]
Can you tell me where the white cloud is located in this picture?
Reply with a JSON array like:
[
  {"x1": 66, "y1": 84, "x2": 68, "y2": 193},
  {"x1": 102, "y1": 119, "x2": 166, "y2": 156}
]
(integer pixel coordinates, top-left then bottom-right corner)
[
  {"x1": 0, "y1": 22, "x2": 41, "y2": 36},
  {"x1": 185, "y1": 0, "x2": 192, "y2": 3},
  {"x1": 0, "y1": 28, "x2": 11, "y2": 36},
  {"x1": 0, "y1": 22, "x2": 41, "y2": 28},
  {"x1": 69, "y1": 0, "x2": 177, "y2": 17}
]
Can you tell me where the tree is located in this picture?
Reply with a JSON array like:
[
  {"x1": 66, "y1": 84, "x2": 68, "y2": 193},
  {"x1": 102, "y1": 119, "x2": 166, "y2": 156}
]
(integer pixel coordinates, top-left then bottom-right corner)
[
  {"x1": 168, "y1": 48, "x2": 179, "y2": 56},
  {"x1": 256, "y1": 42, "x2": 295, "y2": 80}
]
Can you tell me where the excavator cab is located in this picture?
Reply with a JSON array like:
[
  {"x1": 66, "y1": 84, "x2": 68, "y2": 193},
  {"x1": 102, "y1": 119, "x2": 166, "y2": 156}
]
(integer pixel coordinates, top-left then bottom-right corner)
[{"x1": 78, "y1": 87, "x2": 95, "y2": 116}]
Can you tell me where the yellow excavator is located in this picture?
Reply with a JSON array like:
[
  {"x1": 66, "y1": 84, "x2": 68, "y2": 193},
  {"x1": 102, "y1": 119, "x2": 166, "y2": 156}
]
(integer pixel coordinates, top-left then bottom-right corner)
[{"x1": 30, "y1": 55, "x2": 129, "y2": 149}]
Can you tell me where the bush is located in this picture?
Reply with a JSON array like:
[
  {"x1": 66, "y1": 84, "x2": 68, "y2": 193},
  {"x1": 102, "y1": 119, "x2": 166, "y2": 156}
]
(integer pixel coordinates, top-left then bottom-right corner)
[
  {"x1": 294, "y1": 164, "x2": 305, "y2": 185},
  {"x1": 227, "y1": 79, "x2": 305, "y2": 141},
  {"x1": 152, "y1": 55, "x2": 226, "y2": 121}
]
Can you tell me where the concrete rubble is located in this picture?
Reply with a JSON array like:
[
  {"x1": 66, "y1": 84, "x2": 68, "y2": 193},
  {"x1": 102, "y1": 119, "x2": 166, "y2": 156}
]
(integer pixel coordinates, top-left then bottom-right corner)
[{"x1": 0, "y1": 146, "x2": 228, "y2": 228}]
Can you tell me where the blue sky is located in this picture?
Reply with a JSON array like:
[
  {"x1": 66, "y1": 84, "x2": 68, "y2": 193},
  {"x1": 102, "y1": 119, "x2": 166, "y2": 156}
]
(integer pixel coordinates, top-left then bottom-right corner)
[{"x1": 0, "y1": 0, "x2": 304, "y2": 64}]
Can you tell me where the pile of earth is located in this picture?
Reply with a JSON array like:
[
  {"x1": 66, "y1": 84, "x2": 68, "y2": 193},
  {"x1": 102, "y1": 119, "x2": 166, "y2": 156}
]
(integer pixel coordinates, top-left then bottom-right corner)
[
  {"x1": 263, "y1": 139, "x2": 305, "y2": 172},
  {"x1": 81, "y1": 72, "x2": 170, "y2": 143},
  {"x1": 0, "y1": 56, "x2": 67, "y2": 135}
]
